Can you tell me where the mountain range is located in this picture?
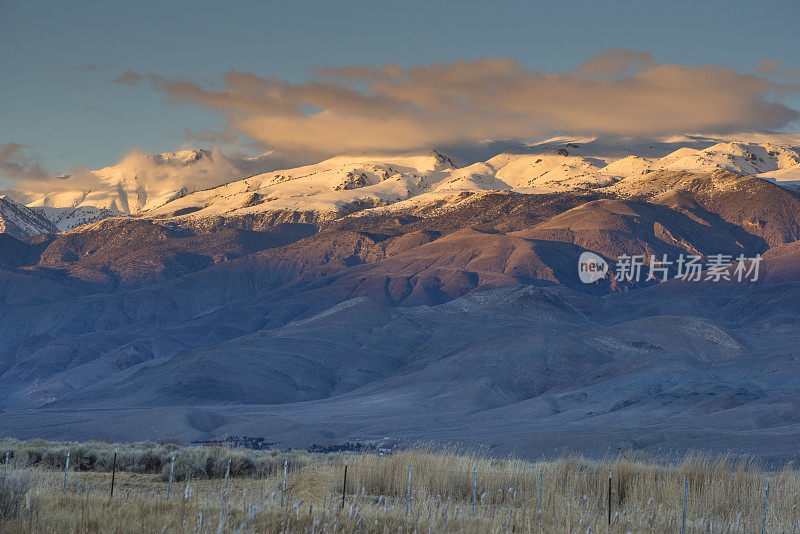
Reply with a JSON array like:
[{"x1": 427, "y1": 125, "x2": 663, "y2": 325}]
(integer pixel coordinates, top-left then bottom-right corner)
[{"x1": 2, "y1": 134, "x2": 800, "y2": 460}]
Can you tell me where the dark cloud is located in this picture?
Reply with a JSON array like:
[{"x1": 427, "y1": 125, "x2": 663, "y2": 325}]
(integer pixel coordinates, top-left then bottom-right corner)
[{"x1": 0, "y1": 143, "x2": 50, "y2": 182}]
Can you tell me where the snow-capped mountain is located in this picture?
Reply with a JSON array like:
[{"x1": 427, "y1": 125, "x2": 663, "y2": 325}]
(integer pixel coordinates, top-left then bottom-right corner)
[
  {"x1": 6, "y1": 134, "x2": 800, "y2": 457},
  {"x1": 140, "y1": 135, "x2": 800, "y2": 225},
  {"x1": 143, "y1": 151, "x2": 459, "y2": 222},
  {"x1": 1, "y1": 148, "x2": 300, "y2": 235},
  {"x1": 31, "y1": 205, "x2": 121, "y2": 232},
  {"x1": 27, "y1": 149, "x2": 216, "y2": 215},
  {"x1": 4, "y1": 134, "x2": 800, "y2": 238},
  {"x1": 0, "y1": 195, "x2": 57, "y2": 238}
]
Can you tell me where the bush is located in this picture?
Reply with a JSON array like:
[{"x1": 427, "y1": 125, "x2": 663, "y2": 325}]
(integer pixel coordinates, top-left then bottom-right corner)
[
  {"x1": 0, "y1": 470, "x2": 33, "y2": 519},
  {"x1": 0, "y1": 439, "x2": 318, "y2": 483},
  {"x1": 212, "y1": 450, "x2": 256, "y2": 478},
  {"x1": 118, "y1": 449, "x2": 164, "y2": 474},
  {"x1": 18, "y1": 447, "x2": 43, "y2": 467},
  {"x1": 163, "y1": 448, "x2": 214, "y2": 482},
  {"x1": 42, "y1": 447, "x2": 70, "y2": 469}
]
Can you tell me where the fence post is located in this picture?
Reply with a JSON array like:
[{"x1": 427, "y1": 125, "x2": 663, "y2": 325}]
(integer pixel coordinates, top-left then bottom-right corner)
[
  {"x1": 109, "y1": 447, "x2": 118, "y2": 498},
  {"x1": 167, "y1": 454, "x2": 175, "y2": 499},
  {"x1": 608, "y1": 469, "x2": 612, "y2": 526},
  {"x1": 406, "y1": 465, "x2": 412, "y2": 516},
  {"x1": 63, "y1": 450, "x2": 70, "y2": 491},
  {"x1": 3, "y1": 450, "x2": 8, "y2": 484},
  {"x1": 538, "y1": 468, "x2": 543, "y2": 527},
  {"x1": 341, "y1": 459, "x2": 348, "y2": 510},
  {"x1": 281, "y1": 459, "x2": 287, "y2": 507},
  {"x1": 681, "y1": 477, "x2": 688, "y2": 534},
  {"x1": 224, "y1": 457, "x2": 232, "y2": 494},
  {"x1": 762, "y1": 483, "x2": 768, "y2": 534},
  {"x1": 473, "y1": 467, "x2": 477, "y2": 518}
]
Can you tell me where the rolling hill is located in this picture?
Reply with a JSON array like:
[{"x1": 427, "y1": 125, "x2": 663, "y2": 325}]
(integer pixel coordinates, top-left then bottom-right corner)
[{"x1": 2, "y1": 134, "x2": 800, "y2": 459}]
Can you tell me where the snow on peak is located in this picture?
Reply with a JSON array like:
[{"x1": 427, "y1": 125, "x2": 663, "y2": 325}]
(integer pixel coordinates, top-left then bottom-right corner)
[
  {"x1": 154, "y1": 149, "x2": 211, "y2": 165},
  {"x1": 660, "y1": 141, "x2": 800, "y2": 175},
  {"x1": 4, "y1": 134, "x2": 800, "y2": 236},
  {"x1": 137, "y1": 134, "x2": 800, "y2": 224},
  {"x1": 11, "y1": 147, "x2": 300, "y2": 231},
  {"x1": 0, "y1": 195, "x2": 58, "y2": 238}
]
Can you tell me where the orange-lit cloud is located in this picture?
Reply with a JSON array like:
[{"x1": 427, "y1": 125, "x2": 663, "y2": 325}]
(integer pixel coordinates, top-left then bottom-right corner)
[
  {"x1": 1, "y1": 143, "x2": 296, "y2": 198},
  {"x1": 757, "y1": 59, "x2": 783, "y2": 75},
  {"x1": 119, "y1": 51, "x2": 800, "y2": 157}
]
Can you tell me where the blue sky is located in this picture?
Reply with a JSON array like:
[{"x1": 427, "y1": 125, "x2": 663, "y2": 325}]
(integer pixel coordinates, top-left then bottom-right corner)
[{"x1": 1, "y1": 0, "x2": 799, "y2": 176}]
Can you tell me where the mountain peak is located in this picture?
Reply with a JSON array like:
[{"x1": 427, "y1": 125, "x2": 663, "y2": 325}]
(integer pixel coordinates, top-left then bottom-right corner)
[
  {"x1": 3, "y1": 134, "x2": 800, "y2": 237},
  {"x1": 0, "y1": 195, "x2": 57, "y2": 238}
]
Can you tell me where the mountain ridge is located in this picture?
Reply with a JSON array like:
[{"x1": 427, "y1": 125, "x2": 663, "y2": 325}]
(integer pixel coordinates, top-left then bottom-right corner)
[
  {"x1": 4, "y1": 134, "x2": 800, "y2": 238},
  {"x1": 2, "y1": 134, "x2": 800, "y2": 457}
]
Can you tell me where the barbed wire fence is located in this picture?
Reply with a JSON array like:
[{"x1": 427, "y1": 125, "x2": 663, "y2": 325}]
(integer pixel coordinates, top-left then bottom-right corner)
[{"x1": 2, "y1": 447, "x2": 799, "y2": 531}]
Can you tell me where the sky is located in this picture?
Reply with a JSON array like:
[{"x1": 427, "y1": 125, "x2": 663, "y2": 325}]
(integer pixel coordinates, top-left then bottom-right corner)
[{"x1": 1, "y1": 0, "x2": 799, "y2": 183}]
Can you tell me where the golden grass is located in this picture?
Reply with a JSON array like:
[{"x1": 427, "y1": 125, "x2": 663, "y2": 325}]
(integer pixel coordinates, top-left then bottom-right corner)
[{"x1": 0, "y1": 441, "x2": 797, "y2": 532}]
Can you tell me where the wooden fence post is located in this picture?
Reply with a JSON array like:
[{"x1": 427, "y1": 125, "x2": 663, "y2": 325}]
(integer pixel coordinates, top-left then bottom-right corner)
[
  {"x1": 341, "y1": 459, "x2": 347, "y2": 510},
  {"x1": 608, "y1": 469, "x2": 612, "y2": 526},
  {"x1": 681, "y1": 477, "x2": 688, "y2": 534},
  {"x1": 167, "y1": 454, "x2": 175, "y2": 499},
  {"x1": 538, "y1": 468, "x2": 543, "y2": 528},
  {"x1": 109, "y1": 447, "x2": 118, "y2": 498}
]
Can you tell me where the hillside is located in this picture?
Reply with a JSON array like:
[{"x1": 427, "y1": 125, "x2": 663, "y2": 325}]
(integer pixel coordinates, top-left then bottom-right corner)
[
  {"x1": 4, "y1": 135, "x2": 800, "y2": 237},
  {"x1": 2, "y1": 135, "x2": 800, "y2": 458}
]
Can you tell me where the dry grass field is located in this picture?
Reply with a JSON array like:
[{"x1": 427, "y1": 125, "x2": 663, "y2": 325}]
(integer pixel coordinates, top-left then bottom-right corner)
[{"x1": 0, "y1": 439, "x2": 797, "y2": 532}]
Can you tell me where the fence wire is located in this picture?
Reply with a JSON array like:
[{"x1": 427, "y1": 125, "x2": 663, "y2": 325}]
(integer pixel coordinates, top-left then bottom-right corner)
[{"x1": 2, "y1": 446, "x2": 799, "y2": 532}]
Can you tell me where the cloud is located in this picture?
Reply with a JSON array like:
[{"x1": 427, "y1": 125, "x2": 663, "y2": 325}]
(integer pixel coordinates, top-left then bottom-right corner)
[
  {"x1": 76, "y1": 61, "x2": 118, "y2": 73},
  {"x1": 756, "y1": 59, "x2": 800, "y2": 81},
  {"x1": 0, "y1": 143, "x2": 50, "y2": 183},
  {"x1": 122, "y1": 52, "x2": 800, "y2": 157},
  {"x1": 577, "y1": 48, "x2": 657, "y2": 78},
  {"x1": 183, "y1": 126, "x2": 239, "y2": 145},
  {"x1": 113, "y1": 70, "x2": 147, "y2": 86},
  {"x1": 87, "y1": 148, "x2": 301, "y2": 191},
  {"x1": 757, "y1": 59, "x2": 783, "y2": 75},
  {"x1": 76, "y1": 62, "x2": 99, "y2": 72},
  {"x1": 2, "y1": 143, "x2": 304, "y2": 204}
]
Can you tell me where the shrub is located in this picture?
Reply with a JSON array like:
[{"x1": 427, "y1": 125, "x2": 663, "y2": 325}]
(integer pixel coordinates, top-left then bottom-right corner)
[
  {"x1": 212, "y1": 450, "x2": 256, "y2": 478},
  {"x1": 0, "y1": 470, "x2": 33, "y2": 519},
  {"x1": 118, "y1": 449, "x2": 164, "y2": 474},
  {"x1": 16, "y1": 447, "x2": 44, "y2": 467},
  {"x1": 42, "y1": 447, "x2": 70, "y2": 469},
  {"x1": 163, "y1": 448, "x2": 214, "y2": 482}
]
